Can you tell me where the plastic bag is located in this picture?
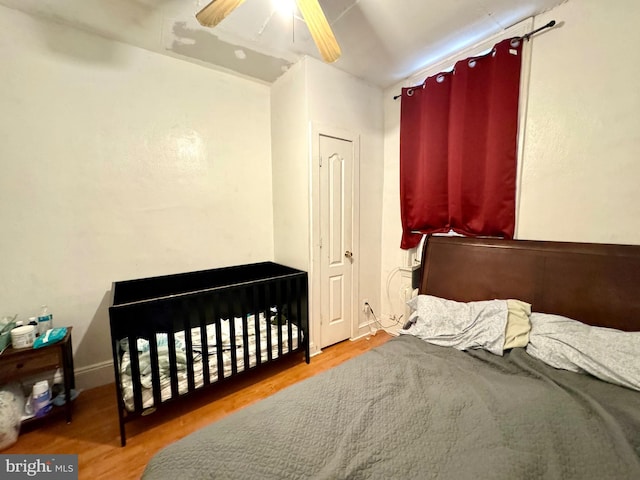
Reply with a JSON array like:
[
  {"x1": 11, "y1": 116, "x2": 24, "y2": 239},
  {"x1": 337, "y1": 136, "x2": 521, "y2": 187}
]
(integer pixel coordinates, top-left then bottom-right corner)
[{"x1": 0, "y1": 383, "x2": 24, "y2": 451}]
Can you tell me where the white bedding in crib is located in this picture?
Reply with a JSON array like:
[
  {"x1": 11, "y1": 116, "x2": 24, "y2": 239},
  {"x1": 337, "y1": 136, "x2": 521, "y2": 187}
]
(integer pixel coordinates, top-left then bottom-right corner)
[{"x1": 119, "y1": 313, "x2": 299, "y2": 411}]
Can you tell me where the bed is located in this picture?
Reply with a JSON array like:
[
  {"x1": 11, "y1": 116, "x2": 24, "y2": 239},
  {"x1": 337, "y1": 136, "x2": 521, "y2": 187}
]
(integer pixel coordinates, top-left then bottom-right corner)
[
  {"x1": 109, "y1": 261, "x2": 309, "y2": 446},
  {"x1": 142, "y1": 236, "x2": 640, "y2": 479}
]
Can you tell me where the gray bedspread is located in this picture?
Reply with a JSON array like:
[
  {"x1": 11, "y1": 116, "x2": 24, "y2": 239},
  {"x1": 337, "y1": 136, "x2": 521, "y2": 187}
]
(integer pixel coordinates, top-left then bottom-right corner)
[{"x1": 143, "y1": 335, "x2": 640, "y2": 479}]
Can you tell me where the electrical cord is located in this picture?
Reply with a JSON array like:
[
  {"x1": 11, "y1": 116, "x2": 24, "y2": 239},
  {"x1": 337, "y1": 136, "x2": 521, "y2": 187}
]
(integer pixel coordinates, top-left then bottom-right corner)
[{"x1": 364, "y1": 302, "x2": 402, "y2": 330}]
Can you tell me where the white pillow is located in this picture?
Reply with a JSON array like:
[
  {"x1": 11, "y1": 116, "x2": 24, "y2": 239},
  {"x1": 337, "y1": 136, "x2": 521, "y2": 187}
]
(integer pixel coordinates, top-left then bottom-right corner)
[
  {"x1": 526, "y1": 312, "x2": 640, "y2": 391},
  {"x1": 400, "y1": 295, "x2": 510, "y2": 356}
]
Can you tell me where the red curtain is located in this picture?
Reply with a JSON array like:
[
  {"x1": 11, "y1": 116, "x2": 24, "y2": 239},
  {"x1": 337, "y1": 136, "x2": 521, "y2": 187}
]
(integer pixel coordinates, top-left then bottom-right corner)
[{"x1": 400, "y1": 38, "x2": 523, "y2": 249}]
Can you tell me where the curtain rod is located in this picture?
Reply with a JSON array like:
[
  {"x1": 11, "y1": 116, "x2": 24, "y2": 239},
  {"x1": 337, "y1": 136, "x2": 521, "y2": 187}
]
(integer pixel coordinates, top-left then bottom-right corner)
[{"x1": 392, "y1": 20, "x2": 557, "y2": 100}]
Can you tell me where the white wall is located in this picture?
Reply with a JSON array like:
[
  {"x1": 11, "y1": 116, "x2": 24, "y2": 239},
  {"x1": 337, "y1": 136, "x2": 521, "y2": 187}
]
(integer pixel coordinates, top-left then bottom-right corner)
[
  {"x1": 0, "y1": 6, "x2": 274, "y2": 388},
  {"x1": 381, "y1": 0, "x2": 640, "y2": 319},
  {"x1": 517, "y1": 0, "x2": 640, "y2": 242},
  {"x1": 271, "y1": 61, "x2": 310, "y2": 272}
]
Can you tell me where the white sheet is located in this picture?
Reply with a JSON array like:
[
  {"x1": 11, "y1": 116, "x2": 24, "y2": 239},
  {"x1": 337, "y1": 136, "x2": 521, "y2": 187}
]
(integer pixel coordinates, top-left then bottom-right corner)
[
  {"x1": 399, "y1": 295, "x2": 509, "y2": 356},
  {"x1": 526, "y1": 312, "x2": 640, "y2": 391},
  {"x1": 120, "y1": 314, "x2": 300, "y2": 411}
]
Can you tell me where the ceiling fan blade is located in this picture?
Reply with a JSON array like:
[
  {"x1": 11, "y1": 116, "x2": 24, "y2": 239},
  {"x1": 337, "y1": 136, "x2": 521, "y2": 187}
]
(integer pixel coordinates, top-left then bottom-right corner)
[
  {"x1": 295, "y1": 0, "x2": 341, "y2": 63},
  {"x1": 196, "y1": 0, "x2": 247, "y2": 28}
]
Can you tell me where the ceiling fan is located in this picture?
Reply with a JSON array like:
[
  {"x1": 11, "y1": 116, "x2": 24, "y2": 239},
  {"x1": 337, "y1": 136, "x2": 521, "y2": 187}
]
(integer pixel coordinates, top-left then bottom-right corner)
[{"x1": 196, "y1": 0, "x2": 341, "y2": 63}]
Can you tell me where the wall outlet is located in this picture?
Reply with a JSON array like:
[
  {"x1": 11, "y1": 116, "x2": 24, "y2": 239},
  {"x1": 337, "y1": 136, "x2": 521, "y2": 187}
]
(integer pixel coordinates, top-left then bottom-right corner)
[{"x1": 362, "y1": 299, "x2": 370, "y2": 314}]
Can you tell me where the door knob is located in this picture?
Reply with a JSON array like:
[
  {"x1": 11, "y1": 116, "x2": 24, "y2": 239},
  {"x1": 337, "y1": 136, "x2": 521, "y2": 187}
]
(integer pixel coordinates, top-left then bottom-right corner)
[{"x1": 344, "y1": 250, "x2": 353, "y2": 259}]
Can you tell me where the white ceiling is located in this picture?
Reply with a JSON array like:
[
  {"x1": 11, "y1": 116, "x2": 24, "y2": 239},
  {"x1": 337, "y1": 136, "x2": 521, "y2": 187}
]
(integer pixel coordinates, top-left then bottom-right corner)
[{"x1": 0, "y1": 0, "x2": 566, "y2": 88}]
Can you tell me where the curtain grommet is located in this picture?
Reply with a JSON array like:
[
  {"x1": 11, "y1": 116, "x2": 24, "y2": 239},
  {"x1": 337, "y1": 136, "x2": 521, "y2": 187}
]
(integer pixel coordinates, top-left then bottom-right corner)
[
  {"x1": 510, "y1": 38, "x2": 521, "y2": 48},
  {"x1": 468, "y1": 59, "x2": 477, "y2": 68},
  {"x1": 436, "y1": 74, "x2": 445, "y2": 84},
  {"x1": 407, "y1": 88, "x2": 414, "y2": 97}
]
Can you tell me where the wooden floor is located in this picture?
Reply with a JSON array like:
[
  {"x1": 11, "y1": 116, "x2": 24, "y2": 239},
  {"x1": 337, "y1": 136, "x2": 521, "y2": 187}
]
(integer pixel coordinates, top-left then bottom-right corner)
[{"x1": 4, "y1": 331, "x2": 391, "y2": 479}]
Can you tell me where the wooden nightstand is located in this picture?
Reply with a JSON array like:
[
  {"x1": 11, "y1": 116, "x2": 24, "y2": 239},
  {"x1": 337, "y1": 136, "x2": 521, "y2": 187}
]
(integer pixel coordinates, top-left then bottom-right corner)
[{"x1": 0, "y1": 327, "x2": 75, "y2": 424}]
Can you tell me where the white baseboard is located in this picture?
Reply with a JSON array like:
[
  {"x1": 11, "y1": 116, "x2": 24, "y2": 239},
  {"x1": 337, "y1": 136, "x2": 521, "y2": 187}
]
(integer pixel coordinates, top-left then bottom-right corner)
[
  {"x1": 350, "y1": 330, "x2": 372, "y2": 341},
  {"x1": 352, "y1": 319, "x2": 378, "y2": 341},
  {"x1": 75, "y1": 360, "x2": 114, "y2": 391},
  {"x1": 309, "y1": 341, "x2": 322, "y2": 357}
]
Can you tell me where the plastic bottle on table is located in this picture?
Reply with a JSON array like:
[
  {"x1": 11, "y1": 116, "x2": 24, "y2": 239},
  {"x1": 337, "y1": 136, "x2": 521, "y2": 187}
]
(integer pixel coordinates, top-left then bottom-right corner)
[
  {"x1": 37, "y1": 305, "x2": 53, "y2": 336},
  {"x1": 31, "y1": 380, "x2": 52, "y2": 417}
]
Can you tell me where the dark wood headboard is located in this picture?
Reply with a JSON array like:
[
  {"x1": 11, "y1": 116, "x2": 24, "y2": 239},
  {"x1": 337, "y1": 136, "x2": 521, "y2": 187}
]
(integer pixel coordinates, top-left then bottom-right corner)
[{"x1": 419, "y1": 236, "x2": 640, "y2": 332}]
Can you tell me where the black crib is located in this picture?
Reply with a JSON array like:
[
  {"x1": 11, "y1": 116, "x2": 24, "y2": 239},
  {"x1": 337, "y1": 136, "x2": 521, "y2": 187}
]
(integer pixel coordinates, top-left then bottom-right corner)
[{"x1": 108, "y1": 261, "x2": 309, "y2": 446}]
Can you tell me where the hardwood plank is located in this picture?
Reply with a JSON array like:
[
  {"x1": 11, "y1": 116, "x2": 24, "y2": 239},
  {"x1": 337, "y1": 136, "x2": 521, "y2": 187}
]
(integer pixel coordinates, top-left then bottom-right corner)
[{"x1": 3, "y1": 331, "x2": 391, "y2": 479}]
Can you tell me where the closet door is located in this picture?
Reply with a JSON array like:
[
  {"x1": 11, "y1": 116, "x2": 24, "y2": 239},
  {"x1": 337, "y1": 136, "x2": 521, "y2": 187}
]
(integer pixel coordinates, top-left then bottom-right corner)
[{"x1": 319, "y1": 133, "x2": 354, "y2": 348}]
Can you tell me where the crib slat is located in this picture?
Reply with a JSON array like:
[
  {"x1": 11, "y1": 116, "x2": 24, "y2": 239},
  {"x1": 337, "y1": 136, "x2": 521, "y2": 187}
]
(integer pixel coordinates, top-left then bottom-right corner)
[
  {"x1": 112, "y1": 341, "x2": 127, "y2": 446},
  {"x1": 228, "y1": 289, "x2": 238, "y2": 376},
  {"x1": 129, "y1": 333, "x2": 144, "y2": 414},
  {"x1": 251, "y1": 285, "x2": 262, "y2": 366},
  {"x1": 198, "y1": 296, "x2": 211, "y2": 387},
  {"x1": 148, "y1": 332, "x2": 162, "y2": 409},
  {"x1": 286, "y1": 278, "x2": 293, "y2": 354},
  {"x1": 275, "y1": 281, "x2": 284, "y2": 358},
  {"x1": 296, "y1": 275, "x2": 304, "y2": 351},
  {"x1": 265, "y1": 282, "x2": 273, "y2": 362},
  {"x1": 213, "y1": 294, "x2": 225, "y2": 381},
  {"x1": 291, "y1": 276, "x2": 300, "y2": 350},
  {"x1": 166, "y1": 309, "x2": 179, "y2": 400},
  {"x1": 238, "y1": 289, "x2": 249, "y2": 371},
  {"x1": 182, "y1": 299, "x2": 196, "y2": 393}
]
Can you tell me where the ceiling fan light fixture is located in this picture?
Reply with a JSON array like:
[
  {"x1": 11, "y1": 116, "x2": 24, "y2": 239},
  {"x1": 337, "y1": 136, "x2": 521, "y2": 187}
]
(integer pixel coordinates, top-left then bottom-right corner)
[
  {"x1": 196, "y1": 0, "x2": 341, "y2": 64},
  {"x1": 272, "y1": 0, "x2": 296, "y2": 17}
]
